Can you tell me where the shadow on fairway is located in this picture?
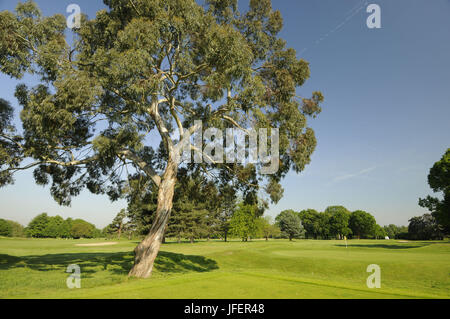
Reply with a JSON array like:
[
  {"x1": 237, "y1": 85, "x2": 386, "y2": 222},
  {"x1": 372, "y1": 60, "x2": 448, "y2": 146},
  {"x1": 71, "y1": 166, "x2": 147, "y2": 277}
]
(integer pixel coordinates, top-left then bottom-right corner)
[
  {"x1": 335, "y1": 243, "x2": 429, "y2": 249},
  {"x1": 0, "y1": 251, "x2": 218, "y2": 276}
]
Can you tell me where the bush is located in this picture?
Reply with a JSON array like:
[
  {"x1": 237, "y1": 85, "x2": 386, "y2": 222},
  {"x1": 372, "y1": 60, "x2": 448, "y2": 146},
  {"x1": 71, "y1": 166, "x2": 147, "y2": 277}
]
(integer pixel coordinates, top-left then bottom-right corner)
[{"x1": 0, "y1": 219, "x2": 13, "y2": 237}]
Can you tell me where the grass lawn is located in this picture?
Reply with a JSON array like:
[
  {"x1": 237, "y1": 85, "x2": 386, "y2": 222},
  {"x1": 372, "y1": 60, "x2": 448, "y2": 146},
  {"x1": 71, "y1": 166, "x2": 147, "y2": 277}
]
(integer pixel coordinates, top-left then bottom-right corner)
[{"x1": 0, "y1": 238, "x2": 449, "y2": 299}]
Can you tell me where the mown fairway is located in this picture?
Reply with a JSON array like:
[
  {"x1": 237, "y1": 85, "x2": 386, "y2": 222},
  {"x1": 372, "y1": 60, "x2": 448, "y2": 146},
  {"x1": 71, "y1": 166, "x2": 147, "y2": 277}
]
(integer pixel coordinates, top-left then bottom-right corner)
[{"x1": 0, "y1": 238, "x2": 449, "y2": 299}]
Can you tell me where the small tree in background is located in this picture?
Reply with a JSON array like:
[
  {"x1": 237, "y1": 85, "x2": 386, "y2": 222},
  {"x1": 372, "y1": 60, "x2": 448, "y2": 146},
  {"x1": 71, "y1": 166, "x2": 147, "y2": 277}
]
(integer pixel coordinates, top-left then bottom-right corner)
[
  {"x1": 26, "y1": 213, "x2": 50, "y2": 238},
  {"x1": 230, "y1": 203, "x2": 258, "y2": 241},
  {"x1": 317, "y1": 211, "x2": 332, "y2": 239},
  {"x1": 408, "y1": 214, "x2": 443, "y2": 240},
  {"x1": 6, "y1": 220, "x2": 24, "y2": 237},
  {"x1": 70, "y1": 219, "x2": 95, "y2": 239},
  {"x1": 349, "y1": 210, "x2": 376, "y2": 239},
  {"x1": 167, "y1": 201, "x2": 209, "y2": 243},
  {"x1": 0, "y1": 218, "x2": 12, "y2": 236},
  {"x1": 298, "y1": 209, "x2": 320, "y2": 239},
  {"x1": 372, "y1": 224, "x2": 386, "y2": 240},
  {"x1": 275, "y1": 210, "x2": 304, "y2": 240},
  {"x1": 58, "y1": 218, "x2": 73, "y2": 238},
  {"x1": 105, "y1": 209, "x2": 127, "y2": 239},
  {"x1": 325, "y1": 206, "x2": 351, "y2": 239},
  {"x1": 44, "y1": 215, "x2": 64, "y2": 238},
  {"x1": 256, "y1": 216, "x2": 280, "y2": 240},
  {"x1": 383, "y1": 224, "x2": 407, "y2": 239}
]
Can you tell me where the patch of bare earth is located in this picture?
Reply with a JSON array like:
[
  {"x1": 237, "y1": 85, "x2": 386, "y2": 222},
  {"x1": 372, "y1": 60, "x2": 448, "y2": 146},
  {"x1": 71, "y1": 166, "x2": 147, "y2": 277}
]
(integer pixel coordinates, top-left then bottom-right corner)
[{"x1": 75, "y1": 242, "x2": 118, "y2": 247}]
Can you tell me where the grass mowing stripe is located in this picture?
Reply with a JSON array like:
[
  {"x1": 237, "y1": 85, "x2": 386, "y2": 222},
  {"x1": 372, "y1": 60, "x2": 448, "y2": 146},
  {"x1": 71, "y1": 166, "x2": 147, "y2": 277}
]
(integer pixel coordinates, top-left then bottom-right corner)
[{"x1": 240, "y1": 272, "x2": 445, "y2": 299}]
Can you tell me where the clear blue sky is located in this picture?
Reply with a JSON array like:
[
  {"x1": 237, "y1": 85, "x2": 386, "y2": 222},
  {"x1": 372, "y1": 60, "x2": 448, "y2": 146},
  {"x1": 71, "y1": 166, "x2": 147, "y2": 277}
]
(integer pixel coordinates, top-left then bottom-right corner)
[{"x1": 0, "y1": 0, "x2": 449, "y2": 228}]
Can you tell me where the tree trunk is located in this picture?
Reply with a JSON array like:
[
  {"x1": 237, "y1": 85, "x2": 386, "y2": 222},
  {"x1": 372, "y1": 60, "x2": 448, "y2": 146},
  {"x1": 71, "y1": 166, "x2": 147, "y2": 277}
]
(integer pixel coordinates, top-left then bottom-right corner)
[
  {"x1": 118, "y1": 223, "x2": 122, "y2": 239},
  {"x1": 128, "y1": 164, "x2": 176, "y2": 278},
  {"x1": 224, "y1": 231, "x2": 227, "y2": 242}
]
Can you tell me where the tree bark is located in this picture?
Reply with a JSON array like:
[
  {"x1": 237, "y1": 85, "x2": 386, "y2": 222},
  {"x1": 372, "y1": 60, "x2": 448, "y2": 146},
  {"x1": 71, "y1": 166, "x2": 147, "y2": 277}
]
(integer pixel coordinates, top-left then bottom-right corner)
[
  {"x1": 128, "y1": 162, "x2": 176, "y2": 278},
  {"x1": 118, "y1": 222, "x2": 122, "y2": 239}
]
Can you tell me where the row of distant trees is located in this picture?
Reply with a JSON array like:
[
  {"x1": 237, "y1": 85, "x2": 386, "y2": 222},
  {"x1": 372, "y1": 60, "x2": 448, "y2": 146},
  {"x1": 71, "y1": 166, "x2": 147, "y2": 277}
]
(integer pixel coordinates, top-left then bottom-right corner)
[
  {"x1": 0, "y1": 219, "x2": 25, "y2": 237},
  {"x1": 0, "y1": 213, "x2": 102, "y2": 238},
  {"x1": 0, "y1": 209, "x2": 444, "y2": 241},
  {"x1": 275, "y1": 208, "x2": 444, "y2": 241},
  {"x1": 274, "y1": 207, "x2": 385, "y2": 241},
  {"x1": 99, "y1": 149, "x2": 449, "y2": 243},
  {"x1": 101, "y1": 201, "x2": 446, "y2": 243}
]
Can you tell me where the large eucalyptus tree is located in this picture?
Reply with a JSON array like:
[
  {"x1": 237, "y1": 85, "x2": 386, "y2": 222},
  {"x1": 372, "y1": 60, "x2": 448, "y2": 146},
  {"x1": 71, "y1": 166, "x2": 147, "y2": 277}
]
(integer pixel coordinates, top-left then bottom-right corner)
[{"x1": 0, "y1": 0, "x2": 323, "y2": 278}]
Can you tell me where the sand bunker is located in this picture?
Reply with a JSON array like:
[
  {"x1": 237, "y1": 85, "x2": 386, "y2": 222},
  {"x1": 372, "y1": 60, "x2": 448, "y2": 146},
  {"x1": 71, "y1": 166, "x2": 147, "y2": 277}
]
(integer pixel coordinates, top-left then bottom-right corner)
[
  {"x1": 75, "y1": 242, "x2": 118, "y2": 247},
  {"x1": 397, "y1": 240, "x2": 410, "y2": 243}
]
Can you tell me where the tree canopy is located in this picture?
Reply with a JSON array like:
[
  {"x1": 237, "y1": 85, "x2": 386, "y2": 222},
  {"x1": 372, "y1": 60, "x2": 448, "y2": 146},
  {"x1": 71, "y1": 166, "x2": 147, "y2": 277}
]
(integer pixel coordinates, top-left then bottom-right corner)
[
  {"x1": 349, "y1": 210, "x2": 376, "y2": 239},
  {"x1": 419, "y1": 148, "x2": 450, "y2": 234},
  {"x1": 275, "y1": 209, "x2": 304, "y2": 240}
]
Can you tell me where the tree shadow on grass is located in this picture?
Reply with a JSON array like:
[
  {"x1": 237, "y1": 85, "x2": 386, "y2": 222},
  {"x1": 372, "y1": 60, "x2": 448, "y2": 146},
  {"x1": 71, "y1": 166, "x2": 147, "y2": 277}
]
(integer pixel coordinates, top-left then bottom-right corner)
[
  {"x1": 335, "y1": 243, "x2": 430, "y2": 249},
  {"x1": 0, "y1": 251, "x2": 218, "y2": 277},
  {"x1": 154, "y1": 251, "x2": 218, "y2": 273}
]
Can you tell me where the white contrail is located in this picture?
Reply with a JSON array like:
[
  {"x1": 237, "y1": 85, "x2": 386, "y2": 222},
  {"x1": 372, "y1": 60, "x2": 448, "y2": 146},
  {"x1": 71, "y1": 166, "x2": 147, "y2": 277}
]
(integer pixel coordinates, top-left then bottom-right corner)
[{"x1": 300, "y1": 0, "x2": 370, "y2": 55}]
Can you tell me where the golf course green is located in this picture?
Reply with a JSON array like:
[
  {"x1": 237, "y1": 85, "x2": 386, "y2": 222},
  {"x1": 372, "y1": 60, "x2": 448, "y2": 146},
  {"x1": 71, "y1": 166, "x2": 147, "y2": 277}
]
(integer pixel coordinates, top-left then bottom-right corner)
[{"x1": 0, "y1": 238, "x2": 448, "y2": 299}]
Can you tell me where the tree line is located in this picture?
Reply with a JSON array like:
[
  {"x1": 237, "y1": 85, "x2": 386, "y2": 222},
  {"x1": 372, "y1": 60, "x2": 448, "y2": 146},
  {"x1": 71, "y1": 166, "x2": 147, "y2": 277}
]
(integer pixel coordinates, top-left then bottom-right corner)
[
  {"x1": 0, "y1": 213, "x2": 102, "y2": 239},
  {"x1": 104, "y1": 202, "x2": 440, "y2": 242}
]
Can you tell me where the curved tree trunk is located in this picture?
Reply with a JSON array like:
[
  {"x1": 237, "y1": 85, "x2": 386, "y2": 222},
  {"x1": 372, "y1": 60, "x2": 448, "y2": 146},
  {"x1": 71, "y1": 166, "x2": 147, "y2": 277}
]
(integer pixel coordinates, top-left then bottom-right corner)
[{"x1": 128, "y1": 163, "x2": 176, "y2": 278}]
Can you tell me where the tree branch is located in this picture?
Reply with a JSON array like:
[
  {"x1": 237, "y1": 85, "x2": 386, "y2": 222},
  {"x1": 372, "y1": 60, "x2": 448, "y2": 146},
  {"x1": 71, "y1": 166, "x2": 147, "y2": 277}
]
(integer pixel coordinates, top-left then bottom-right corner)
[{"x1": 118, "y1": 149, "x2": 161, "y2": 187}]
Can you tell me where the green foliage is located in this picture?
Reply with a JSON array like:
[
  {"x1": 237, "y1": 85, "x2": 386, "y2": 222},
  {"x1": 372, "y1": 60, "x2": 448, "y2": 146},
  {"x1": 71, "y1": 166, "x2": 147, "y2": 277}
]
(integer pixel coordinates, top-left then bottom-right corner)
[
  {"x1": 419, "y1": 148, "x2": 450, "y2": 234},
  {"x1": 229, "y1": 203, "x2": 258, "y2": 241},
  {"x1": 168, "y1": 202, "x2": 209, "y2": 243},
  {"x1": 408, "y1": 214, "x2": 443, "y2": 240},
  {"x1": 0, "y1": 0, "x2": 323, "y2": 235},
  {"x1": 298, "y1": 209, "x2": 320, "y2": 239},
  {"x1": 372, "y1": 224, "x2": 386, "y2": 239},
  {"x1": 58, "y1": 218, "x2": 73, "y2": 238},
  {"x1": 70, "y1": 219, "x2": 96, "y2": 239},
  {"x1": 275, "y1": 209, "x2": 304, "y2": 240},
  {"x1": 349, "y1": 210, "x2": 376, "y2": 239},
  {"x1": 317, "y1": 211, "x2": 332, "y2": 239},
  {"x1": 104, "y1": 209, "x2": 127, "y2": 239},
  {"x1": 25, "y1": 212, "x2": 50, "y2": 238},
  {"x1": 5, "y1": 220, "x2": 25, "y2": 237},
  {"x1": 0, "y1": 218, "x2": 13, "y2": 236},
  {"x1": 383, "y1": 224, "x2": 407, "y2": 239},
  {"x1": 255, "y1": 216, "x2": 280, "y2": 240},
  {"x1": 325, "y1": 206, "x2": 351, "y2": 239},
  {"x1": 24, "y1": 213, "x2": 99, "y2": 238},
  {"x1": 0, "y1": 98, "x2": 22, "y2": 187},
  {"x1": 44, "y1": 215, "x2": 64, "y2": 238}
]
